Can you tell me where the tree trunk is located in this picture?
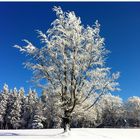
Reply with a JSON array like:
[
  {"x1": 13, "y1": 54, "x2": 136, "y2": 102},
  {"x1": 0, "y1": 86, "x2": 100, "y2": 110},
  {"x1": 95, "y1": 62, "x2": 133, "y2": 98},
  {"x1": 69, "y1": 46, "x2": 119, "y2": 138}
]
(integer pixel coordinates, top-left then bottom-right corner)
[
  {"x1": 64, "y1": 122, "x2": 70, "y2": 132},
  {"x1": 63, "y1": 110, "x2": 71, "y2": 132},
  {"x1": 0, "y1": 122, "x2": 3, "y2": 129}
]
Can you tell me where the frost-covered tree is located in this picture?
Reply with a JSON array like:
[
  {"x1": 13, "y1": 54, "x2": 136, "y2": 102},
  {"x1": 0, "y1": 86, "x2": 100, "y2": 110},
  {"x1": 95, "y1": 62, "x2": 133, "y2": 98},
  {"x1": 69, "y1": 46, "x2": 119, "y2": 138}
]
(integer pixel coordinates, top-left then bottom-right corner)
[
  {"x1": 2, "y1": 84, "x2": 140, "y2": 129},
  {"x1": 0, "y1": 84, "x2": 9, "y2": 129},
  {"x1": 39, "y1": 90, "x2": 49, "y2": 128},
  {"x1": 5, "y1": 87, "x2": 22, "y2": 129},
  {"x1": 31, "y1": 100, "x2": 45, "y2": 129},
  {"x1": 125, "y1": 96, "x2": 140, "y2": 127},
  {"x1": 96, "y1": 94, "x2": 124, "y2": 128},
  {"x1": 40, "y1": 90, "x2": 63, "y2": 128},
  {"x1": 72, "y1": 95, "x2": 98, "y2": 128},
  {"x1": 5, "y1": 87, "x2": 17, "y2": 128},
  {"x1": 9, "y1": 96, "x2": 22, "y2": 129},
  {"x1": 18, "y1": 87, "x2": 26, "y2": 128},
  {"x1": 15, "y1": 6, "x2": 120, "y2": 132},
  {"x1": 22, "y1": 88, "x2": 38, "y2": 128}
]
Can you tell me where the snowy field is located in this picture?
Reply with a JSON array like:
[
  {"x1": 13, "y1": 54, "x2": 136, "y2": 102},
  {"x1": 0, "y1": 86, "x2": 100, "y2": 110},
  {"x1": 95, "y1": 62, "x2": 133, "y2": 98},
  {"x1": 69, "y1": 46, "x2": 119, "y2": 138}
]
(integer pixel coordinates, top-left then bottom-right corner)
[{"x1": 0, "y1": 128, "x2": 140, "y2": 140}]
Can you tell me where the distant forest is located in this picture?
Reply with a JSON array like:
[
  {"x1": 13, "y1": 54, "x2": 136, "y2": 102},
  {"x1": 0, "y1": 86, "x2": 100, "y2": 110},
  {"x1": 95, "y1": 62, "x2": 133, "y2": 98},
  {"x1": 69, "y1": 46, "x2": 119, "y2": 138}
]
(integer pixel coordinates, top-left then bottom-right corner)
[{"x1": 0, "y1": 84, "x2": 140, "y2": 129}]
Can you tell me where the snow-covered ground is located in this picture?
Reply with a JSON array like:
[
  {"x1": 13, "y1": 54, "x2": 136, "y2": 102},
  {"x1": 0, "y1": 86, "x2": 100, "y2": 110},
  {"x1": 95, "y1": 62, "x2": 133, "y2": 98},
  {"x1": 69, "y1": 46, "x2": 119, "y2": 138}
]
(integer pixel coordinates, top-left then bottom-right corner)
[{"x1": 0, "y1": 128, "x2": 140, "y2": 140}]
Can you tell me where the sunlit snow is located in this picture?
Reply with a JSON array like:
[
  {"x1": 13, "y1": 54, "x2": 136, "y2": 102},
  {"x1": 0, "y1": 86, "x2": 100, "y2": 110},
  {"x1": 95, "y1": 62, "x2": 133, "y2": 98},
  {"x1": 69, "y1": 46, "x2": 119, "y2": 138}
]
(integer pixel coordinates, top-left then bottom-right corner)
[{"x1": 0, "y1": 128, "x2": 140, "y2": 140}]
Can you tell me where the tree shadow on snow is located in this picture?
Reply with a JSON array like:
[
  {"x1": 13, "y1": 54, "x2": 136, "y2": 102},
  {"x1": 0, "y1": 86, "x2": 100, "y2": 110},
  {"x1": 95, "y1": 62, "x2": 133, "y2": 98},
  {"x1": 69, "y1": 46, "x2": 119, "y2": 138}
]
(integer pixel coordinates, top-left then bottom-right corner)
[
  {"x1": 0, "y1": 131, "x2": 68, "y2": 137},
  {"x1": 0, "y1": 132, "x2": 19, "y2": 136}
]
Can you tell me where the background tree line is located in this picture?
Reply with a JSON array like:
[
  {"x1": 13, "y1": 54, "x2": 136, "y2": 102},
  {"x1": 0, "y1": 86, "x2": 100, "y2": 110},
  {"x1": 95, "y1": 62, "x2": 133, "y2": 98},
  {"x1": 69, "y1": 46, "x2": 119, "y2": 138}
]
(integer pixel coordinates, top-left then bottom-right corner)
[{"x1": 0, "y1": 84, "x2": 140, "y2": 129}]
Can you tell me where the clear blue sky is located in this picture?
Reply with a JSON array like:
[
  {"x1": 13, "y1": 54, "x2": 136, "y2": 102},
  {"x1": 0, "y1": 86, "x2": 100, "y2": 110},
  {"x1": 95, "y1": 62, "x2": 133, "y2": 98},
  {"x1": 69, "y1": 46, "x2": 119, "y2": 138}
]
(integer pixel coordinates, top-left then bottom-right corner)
[{"x1": 0, "y1": 2, "x2": 140, "y2": 100}]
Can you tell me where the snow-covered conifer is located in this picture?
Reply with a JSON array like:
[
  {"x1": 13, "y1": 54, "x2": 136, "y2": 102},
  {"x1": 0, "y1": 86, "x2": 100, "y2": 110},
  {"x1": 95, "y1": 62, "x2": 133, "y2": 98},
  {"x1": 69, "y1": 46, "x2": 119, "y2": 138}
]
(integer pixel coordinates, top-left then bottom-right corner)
[
  {"x1": 6, "y1": 87, "x2": 22, "y2": 129},
  {"x1": 0, "y1": 84, "x2": 9, "y2": 129},
  {"x1": 44, "y1": 92, "x2": 62, "y2": 128},
  {"x1": 23, "y1": 88, "x2": 38, "y2": 128},
  {"x1": 31, "y1": 100, "x2": 45, "y2": 129},
  {"x1": 18, "y1": 87, "x2": 26, "y2": 128}
]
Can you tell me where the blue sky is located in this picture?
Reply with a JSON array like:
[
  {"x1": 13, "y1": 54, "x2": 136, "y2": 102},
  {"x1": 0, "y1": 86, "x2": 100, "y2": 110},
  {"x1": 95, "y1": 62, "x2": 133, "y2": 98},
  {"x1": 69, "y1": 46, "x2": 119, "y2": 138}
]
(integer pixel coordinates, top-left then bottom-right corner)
[{"x1": 0, "y1": 2, "x2": 140, "y2": 100}]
